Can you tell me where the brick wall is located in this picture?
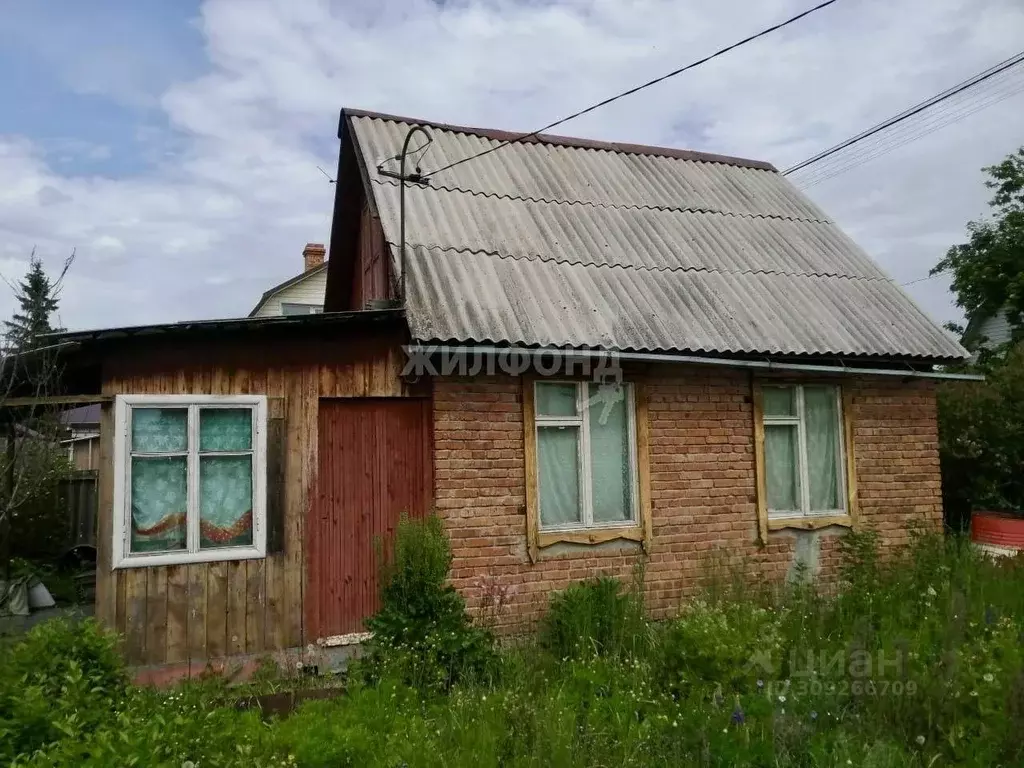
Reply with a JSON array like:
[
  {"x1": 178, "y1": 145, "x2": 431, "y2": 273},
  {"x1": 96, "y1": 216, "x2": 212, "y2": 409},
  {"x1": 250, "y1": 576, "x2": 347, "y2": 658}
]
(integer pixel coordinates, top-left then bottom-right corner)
[{"x1": 433, "y1": 369, "x2": 941, "y2": 632}]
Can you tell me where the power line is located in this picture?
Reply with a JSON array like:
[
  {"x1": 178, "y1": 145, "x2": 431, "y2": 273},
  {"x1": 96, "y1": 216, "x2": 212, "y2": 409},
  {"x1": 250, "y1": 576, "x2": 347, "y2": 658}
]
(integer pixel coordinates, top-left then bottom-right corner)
[
  {"x1": 784, "y1": 50, "x2": 1024, "y2": 177},
  {"x1": 421, "y1": 0, "x2": 844, "y2": 179},
  {"x1": 795, "y1": 70, "x2": 1024, "y2": 185},
  {"x1": 797, "y1": 73, "x2": 1024, "y2": 187},
  {"x1": 901, "y1": 271, "x2": 948, "y2": 288}
]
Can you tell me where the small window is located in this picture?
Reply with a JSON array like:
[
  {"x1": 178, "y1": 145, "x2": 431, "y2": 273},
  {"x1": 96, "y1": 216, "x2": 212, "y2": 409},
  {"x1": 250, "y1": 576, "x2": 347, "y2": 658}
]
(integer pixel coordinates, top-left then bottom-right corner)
[
  {"x1": 280, "y1": 303, "x2": 323, "y2": 315},
  {"x1": 113, "y1": 395, "x2": 267, "y2": 568},
  {"x1": 761, "y1": 384, "x2": 846, "y2": 518},
  {"x1": 533, "y1": 381, "x2": 638, "y2": 530}
]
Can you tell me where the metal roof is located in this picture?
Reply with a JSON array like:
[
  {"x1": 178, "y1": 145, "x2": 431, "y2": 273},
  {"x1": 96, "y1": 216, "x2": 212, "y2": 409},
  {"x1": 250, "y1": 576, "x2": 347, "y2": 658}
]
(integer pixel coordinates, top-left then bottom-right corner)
[{"x1": 347, "y1": 111, "x2": 967, "y2": 361}]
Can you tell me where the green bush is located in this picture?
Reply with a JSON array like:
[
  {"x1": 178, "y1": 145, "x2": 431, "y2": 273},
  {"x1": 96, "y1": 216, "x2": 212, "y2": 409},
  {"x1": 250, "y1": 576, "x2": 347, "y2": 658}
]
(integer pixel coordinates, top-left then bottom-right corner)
[
  {"x1": 539, "y1": 575, "x2": 649, "y2": 660},
  {"x1": 0, "y1": 618, "x2": 126, "y2": 762},
  {"x1": 360, "y1": 514, "x2": 496, "y2": 692},
  {"x1": 655, "y1": 599, "x2": 785, "y2": 697}
]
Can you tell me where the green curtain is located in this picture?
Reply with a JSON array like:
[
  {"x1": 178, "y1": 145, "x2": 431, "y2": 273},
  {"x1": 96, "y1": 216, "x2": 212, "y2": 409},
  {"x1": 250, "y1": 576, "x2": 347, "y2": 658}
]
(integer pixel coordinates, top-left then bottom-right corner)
[
  {"x1": 765, "y1": 424, "x2": 799, "y2": 512},
  {"x1": 804, "y1": 386, "x2": 840, "y2": 511},
  {"x1": 132, "y1": 408, "x2": 186, "y2": 452},
  {"x1": 200, "y1": 408, "x2": 252, "y2": 451},
  {"x1": 199, "y1": 408, "x2": 254, "y2": 548},
  {"x1": 587, "y1": 383, "x2": 631, "y2": 523},
  {"x1": 536, "y1": 383, "x2": 577, "y2": 417},
  {"x1": 130, "y1": 456, "x2": 187, "y2": 552},
  {"x1": 763, "y1": 387, "x2": 795, "y2": 417},
  {"x1": 538, "y1": 426, "x2": 581, "y2": 527}
]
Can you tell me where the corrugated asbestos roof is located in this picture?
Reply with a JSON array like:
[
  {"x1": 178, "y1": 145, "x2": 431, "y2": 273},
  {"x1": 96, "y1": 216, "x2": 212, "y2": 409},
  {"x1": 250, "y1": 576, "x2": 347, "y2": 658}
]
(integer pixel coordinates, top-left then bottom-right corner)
[{"x1": 348, "y1": 111, "x2": 967, "y2": 361}]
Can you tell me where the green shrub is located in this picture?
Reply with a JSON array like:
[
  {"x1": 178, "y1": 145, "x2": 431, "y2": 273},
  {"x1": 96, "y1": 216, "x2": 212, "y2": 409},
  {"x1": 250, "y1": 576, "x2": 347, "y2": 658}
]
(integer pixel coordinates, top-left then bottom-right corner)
[
  {"x1": 360, "y1": 514, "x2": 496, "y2": 692},
  {"x1": 0, "y1": 618, "x2": 127, "y2": 762},
  {"x1": 539, "y1": 575, "x2": 649, "y2": 660},
  {"x1": 655, "y1": 599, "x2": 785, "y2": 697}
]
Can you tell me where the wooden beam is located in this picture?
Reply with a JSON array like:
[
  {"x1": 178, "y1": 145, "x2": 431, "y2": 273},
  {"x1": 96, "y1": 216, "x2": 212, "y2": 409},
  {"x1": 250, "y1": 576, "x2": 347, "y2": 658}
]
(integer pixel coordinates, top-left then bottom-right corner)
[
  {"x1": 522, "y1": 376, "x2": 539, "y2": 564},
  {"x1": 751, "y1": 380, "x2": 769, "y2": 545},
  {"x1": 1, "y1": 394, "x2": 113, "y2": 408},
  {"x1": 842, "y1": 388, "x2": 859, "y2": 529},
  {"x1": 635, "y1": 381, "x2": 654, "y2": 554}
]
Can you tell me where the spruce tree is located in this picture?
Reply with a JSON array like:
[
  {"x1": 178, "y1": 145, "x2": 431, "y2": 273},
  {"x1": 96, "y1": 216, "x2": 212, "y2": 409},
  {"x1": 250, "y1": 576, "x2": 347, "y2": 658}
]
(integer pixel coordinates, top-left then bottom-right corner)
[{"x1": 4, "y1": 253, "x2": 64, "y2": 352}]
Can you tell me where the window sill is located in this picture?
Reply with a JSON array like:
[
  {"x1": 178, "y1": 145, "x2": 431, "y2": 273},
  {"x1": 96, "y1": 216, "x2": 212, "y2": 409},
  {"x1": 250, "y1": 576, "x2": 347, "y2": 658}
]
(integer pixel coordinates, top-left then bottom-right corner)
[
  {"x1": 537, "y1": 526, "x2": 644, "y2": 549},
  {"x1": 767, "y1": 515, "x2": 853, "y2": 532},
  {"x1": 113, "y1": 546, "x2": 266, "y2": 570}
]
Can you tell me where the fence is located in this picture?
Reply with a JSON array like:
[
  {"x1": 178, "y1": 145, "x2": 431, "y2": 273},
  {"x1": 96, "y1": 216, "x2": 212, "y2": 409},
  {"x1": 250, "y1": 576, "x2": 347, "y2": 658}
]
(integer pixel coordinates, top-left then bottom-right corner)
[{"x1": 61, "y1": 470, "x2": 97, "y2": 549}]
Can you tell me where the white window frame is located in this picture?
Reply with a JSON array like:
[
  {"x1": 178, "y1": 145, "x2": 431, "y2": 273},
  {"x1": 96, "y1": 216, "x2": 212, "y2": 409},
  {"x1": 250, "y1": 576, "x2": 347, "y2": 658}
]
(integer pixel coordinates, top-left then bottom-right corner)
[
  {"x1": 112, "y1": 394, "x2": 268, "y2": 569},
  {"x1": 280, "y1": 302, "x2": 323, "y2": 315},
  {"x1": 534, "y1": 381, "x2": 639, "y2": 532},
  {"x1": 762, "y1": 384, "x2": 847, "y2": 520}
]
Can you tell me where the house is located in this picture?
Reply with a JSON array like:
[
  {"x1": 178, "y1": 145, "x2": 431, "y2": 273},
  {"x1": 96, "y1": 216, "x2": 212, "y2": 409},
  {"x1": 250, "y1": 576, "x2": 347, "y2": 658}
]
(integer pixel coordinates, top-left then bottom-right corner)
[
  {"x1": 51, "y1": 108, "x2": 968, "y2": 675},
  {"x1": 249, "y1": 243, "x2": 328, "y2": 317},
  {"x1": 60, "y1": 403, "x2": 100, "y2": 471},
  {"x1": 962, "y1": 306, "x2": 1017, "y2": 354}
]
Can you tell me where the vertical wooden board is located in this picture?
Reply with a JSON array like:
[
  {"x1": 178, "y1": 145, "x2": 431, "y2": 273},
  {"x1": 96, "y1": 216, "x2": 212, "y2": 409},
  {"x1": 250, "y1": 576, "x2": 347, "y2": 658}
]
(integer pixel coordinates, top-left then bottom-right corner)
[
  {"x1": 245, "y1": 558, "x2": 266, "y2": 654},
  {"x1": 206, "y1": 561, "x2": 229, "y2": 658},
  {"x1": 751, "y1": 380, "x2": 769, "y2": 545},
  {"x1": 281, "y1": 369, "x2": 308, "y2": 647},
  {"x1": 634, "y1": 382, "x2": 654, "y2": 553},
  {"x1": 522, "y1": 377, "x2": 539, "y2": 563},
  {"x1": 843, "y1": 389, "x2": 859, "y2": 527},
  {"x1": 226, "y1": 561, "x2": 248, "y2": 656},
  {"x1": 263, "y1": 367, "x2": 287, "y2": 651},
  {"x1": 186, "y1": 564, "x2": 208, "y2": 664},
  {"x1": 122, "y1": 568, "x2": 148, "y2": 664},
  {"x1": 95, "y1": 402, "x2": 117, "y2": 628},
  {"x1": 165, "y1": 565, "x2": 189, "y2": 665},
  {"x1": 144, "y1": 568, "x2": 168, "y2": 665}
]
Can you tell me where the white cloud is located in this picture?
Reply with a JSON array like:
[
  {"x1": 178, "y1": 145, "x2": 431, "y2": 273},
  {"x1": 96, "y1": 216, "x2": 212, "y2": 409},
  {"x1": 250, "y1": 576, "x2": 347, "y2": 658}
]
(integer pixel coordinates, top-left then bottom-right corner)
[{"x1": 1, "y1": 0, "x2": 1023, "y2": 331}]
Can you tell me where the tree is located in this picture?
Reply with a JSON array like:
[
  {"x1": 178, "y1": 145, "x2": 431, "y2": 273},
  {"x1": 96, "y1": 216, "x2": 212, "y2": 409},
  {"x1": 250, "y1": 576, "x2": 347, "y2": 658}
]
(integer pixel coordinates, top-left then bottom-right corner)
[
  {"x1": 3, "y1": 250, "x2": 71, "y2": 352},
  {"x1": 932, "y1": 147, "x2": 1024, "y2": 347},
  {"x1": 0, "y1": 251, "x2": 76, "y2": 581}
]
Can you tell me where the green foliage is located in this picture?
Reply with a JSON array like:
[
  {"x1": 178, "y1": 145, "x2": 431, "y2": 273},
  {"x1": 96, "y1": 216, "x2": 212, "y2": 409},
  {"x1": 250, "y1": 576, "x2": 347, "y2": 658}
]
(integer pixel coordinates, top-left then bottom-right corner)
[
  {"x1": 360, "y1": 514, "x2": 496, "y2": 691},
  {"x1": 656, "y1": 599, "x2": 785, "y2": 696},
  {"x1": 937, "y1": 342, "x2": 1024, "y2": 524},
  {"x1": 0, "y1": 618, "x2": 126, "y2": 762},
  {"x1": 3, "y1": 253, "x2": 65, "y2": 353},
  {"x1": 539, "y1": 571, "x2": 650, "y2": 660},
  {"x1": 7, "y1": 533, "x2": 1024, "y2": 767},
  {"x1": 934, "y1": 146, "x2": 1024, "y2": 347}
]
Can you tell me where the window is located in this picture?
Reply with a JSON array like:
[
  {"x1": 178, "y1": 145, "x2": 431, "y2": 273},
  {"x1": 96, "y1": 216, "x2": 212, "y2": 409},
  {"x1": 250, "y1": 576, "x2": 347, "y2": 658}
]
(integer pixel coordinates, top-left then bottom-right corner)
[
  {"x1": 761, "y1": 385, "x2": 847, "y2": 519},
  {"x1": 113, "y1": 395, "x2": 267, "y2": 568},
  {"x1": 280, "y1": 303, "x2": 323, "y2": 315},
  {"x1": 533, "y1": 381, "x2": 638, "y2": 531}
]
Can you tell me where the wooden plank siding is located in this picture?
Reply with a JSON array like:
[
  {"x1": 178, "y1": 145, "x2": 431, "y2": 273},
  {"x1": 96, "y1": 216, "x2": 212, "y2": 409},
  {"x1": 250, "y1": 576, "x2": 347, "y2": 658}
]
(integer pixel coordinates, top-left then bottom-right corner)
[{"x1": 96, "y1": 330, "x2": 410, "y2": 667}]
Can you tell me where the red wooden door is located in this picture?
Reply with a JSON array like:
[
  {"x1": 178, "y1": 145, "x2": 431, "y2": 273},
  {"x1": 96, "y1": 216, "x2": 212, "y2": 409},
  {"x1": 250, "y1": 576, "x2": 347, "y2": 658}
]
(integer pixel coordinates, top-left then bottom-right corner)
[{"x1": 307, "y1": 398, "x2": 432, "y2": 640}]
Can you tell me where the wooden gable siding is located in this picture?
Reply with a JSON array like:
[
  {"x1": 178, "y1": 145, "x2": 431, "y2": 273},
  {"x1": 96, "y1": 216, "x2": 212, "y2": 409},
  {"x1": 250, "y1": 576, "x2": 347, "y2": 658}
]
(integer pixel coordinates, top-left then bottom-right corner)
[
  {"x1": 349, "y1": 203, "x2": 390, "y2": 309},
  {"x1": 95, "y1": 332, "x2": 409, "y2": 667}
]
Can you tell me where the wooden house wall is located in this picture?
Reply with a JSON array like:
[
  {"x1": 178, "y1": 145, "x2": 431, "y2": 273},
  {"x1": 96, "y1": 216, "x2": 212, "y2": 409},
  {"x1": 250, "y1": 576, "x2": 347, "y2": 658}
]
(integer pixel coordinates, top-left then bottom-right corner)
[
  {"x1": 349, "y1": 203, "x2": 390, "y2": 309},
  {"x1": 94, "y1": 331, "x2": 409, "y2": 667}
]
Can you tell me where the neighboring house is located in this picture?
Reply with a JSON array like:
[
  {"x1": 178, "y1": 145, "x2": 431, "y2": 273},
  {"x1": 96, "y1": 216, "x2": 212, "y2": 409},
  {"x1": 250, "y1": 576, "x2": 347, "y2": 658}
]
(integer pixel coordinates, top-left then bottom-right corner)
[
  {"x1": 962, "y1": 307, "x2": 1016, "y2": 354},
  {"x1": 249, "y1": 243, "x2": 328, "y2": 317},
  {"x1": 54, "y1": 108, "x2": 967, "y2": 674},
  {"x1": 60, "y1": 403, "x2": 101, "y2": 471}
]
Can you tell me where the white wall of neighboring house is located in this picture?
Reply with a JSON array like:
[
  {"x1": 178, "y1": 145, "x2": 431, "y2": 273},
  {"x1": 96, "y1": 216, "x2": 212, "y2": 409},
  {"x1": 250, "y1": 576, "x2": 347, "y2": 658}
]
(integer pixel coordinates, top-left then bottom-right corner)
[
  {"x1": 976, "y1": 309, "x2": 1014, "y2": 349},
  {"x1": 251, "y1": 268, "x2": 327, "y2": 317}
]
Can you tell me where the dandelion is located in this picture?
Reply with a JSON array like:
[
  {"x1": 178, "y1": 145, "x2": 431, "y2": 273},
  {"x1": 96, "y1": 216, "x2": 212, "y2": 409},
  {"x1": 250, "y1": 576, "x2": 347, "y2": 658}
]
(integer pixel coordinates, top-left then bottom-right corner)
[{"x1": 916, "y1": 735, "x2": 926, "y2": 746}]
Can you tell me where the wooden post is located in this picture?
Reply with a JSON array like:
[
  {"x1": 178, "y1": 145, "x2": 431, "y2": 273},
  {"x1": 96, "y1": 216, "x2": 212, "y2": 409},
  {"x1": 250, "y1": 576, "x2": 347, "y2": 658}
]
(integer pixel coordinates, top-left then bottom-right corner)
[{"x1": 2, "y1": 421, "x2": 14, "y2": 581}]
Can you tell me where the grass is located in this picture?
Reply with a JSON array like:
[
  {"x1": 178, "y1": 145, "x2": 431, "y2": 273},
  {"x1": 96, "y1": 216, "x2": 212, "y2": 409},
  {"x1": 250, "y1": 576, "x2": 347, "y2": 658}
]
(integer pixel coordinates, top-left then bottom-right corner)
[{"x1": 4, "y1": 529, "x2": 1024, "y2": 767}]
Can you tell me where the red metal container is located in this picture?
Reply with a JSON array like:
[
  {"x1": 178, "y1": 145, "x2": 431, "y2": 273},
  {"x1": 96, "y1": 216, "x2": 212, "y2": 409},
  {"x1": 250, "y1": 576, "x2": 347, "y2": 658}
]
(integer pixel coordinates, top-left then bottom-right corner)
[{"x1": 971, "y1": 511, "x2": 1024, "y2": 553}]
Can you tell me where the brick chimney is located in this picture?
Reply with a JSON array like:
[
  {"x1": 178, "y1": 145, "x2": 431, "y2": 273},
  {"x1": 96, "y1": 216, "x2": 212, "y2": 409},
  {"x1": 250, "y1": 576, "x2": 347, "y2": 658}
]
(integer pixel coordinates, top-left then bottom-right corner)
[{"x1": 303, "y1": 242, "x2": 326, "y2": 272}]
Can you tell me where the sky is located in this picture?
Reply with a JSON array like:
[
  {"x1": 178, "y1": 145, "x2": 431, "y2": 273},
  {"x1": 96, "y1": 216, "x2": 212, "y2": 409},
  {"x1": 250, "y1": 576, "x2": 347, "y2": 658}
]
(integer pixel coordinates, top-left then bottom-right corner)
[{"x1": 1, "y1": 0, "x2": 1022, "y2": 332}]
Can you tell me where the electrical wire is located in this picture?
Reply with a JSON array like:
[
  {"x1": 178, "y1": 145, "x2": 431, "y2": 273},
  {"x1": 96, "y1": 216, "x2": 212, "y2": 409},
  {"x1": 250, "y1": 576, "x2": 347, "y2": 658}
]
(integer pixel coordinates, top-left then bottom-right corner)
[
  {"x1": 797, "y1": 75, "x2": 1024, "y2": 187},
  {"x1": 784, "y1": 50, "x2": 1024, "y2": 178},
  {"x1": 420, "y1": 0, "x2": 844, "y2": 179}
]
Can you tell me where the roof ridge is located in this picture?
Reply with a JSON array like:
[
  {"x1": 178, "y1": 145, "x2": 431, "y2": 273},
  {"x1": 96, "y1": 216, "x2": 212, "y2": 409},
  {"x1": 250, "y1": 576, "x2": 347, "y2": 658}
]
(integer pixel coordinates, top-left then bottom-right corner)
[
  {"x1": 344, "y1": 108, "x2": 776, "y2": 171},
  {"x1": 372, "y1": 176, "x2": 832, "y2": 225},
  {"x1": 392, "y1": 240, "x2": 887, "y2": 283}
]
